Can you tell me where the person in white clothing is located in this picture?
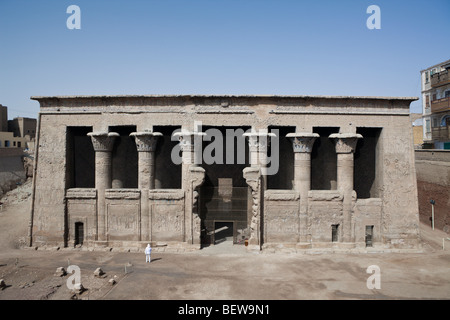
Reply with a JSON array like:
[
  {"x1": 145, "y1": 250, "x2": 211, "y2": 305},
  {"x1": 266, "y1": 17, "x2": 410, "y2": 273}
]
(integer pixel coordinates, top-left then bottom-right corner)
[{"x1": 145, "y1": 244, "x2": 152, "y2": 263}]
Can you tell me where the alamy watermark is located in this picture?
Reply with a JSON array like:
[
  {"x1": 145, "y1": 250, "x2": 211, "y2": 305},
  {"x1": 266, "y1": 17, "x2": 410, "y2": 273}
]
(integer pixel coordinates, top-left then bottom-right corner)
[
  {"x1": 366, "y1": 265, "x2": 381, "y2": 289},
  {"x1": 169, "y1": 123, "x2": 280, "y2": 176},
  {"x1": 67, "y1": 4, "x2": 381, "y2": 31},
  {"x1": 66, "y1": 5, "x2": 81, "y2": 30},
  {"x1": 366, "y1": 5, "x2": 381, "y2": 30},
  {"x1": 66, "y1": 265, "x2": 81, "y2": 290}
]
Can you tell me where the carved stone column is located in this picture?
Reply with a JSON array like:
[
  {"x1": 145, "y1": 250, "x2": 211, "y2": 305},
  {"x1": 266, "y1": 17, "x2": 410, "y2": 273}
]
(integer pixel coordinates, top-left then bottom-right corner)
[
  {"x1": 130, "y1": 131, "x2": 162, "y2": 241},
  {"x1": 329, "y1": 133, "x2": 362, "y2": 244},
  {"x1": 187, "y1": 166, "x2": 205, "y2": 247},
  {"x1": 242, "y1": 130, "x2": 275, "y2": 250},
  {"x1": 130, "y1": 131, "x2": 162, "y2": 189},
  {"x1": 88, "y1": 132, "x2": 119, "y2": 243},
  {"x1": 243, "y1": 166, "x2": 261, "y2": 250},
  {"x1": 243, "y1": 131, "x2": 275, "y2": 190},
  {"x1": 286, "y1": 133, "x2": 319, "y2": 244},
  {"x1": 173, "y1": 130, "x2": 205, "y2": 246}
]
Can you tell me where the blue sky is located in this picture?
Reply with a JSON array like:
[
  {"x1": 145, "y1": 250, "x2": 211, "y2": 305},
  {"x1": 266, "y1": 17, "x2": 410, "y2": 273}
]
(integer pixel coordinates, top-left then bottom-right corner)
[{"x1": 1, "y1": 0, "x2": 449, "y2": 118}]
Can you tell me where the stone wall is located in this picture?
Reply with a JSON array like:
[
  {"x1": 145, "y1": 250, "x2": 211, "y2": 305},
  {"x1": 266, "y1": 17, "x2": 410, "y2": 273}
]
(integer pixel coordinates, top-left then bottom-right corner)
[
  {"x1": 0, "y1": 148, "x2": 26, "y2": 196},
  {"x1": 415, "y1": 150, "x2": 450, "y2": 233}
]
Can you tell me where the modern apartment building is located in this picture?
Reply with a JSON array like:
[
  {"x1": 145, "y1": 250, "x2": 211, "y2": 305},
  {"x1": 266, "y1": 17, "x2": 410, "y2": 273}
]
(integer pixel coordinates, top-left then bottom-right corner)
[{"x1": 421, "y1": 59, "x2": 450, "y2": 149}]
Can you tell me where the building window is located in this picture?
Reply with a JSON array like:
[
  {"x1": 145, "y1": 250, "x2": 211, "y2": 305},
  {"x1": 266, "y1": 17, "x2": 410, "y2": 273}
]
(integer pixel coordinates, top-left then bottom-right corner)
[
  {"x1": 331, "y1": 224, "x2": 339, "y2": 242},
  {"x1": 433, "y1": 118, "x2": 439, "y2": 128},
  {"x1": 425, "y1": 71, "x2": 429, "y2": 83},
  {"x1": 5, "y1": 140, "x2": 10, "y2": 147},
  {"x1": 425, "y1": 120, "x2": 431, "y2": 133}
]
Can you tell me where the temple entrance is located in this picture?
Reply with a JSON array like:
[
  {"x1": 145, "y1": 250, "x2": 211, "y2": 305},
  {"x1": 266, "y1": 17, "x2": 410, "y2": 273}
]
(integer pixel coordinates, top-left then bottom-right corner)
[
  {"x1": 201, "y1": 185, "x2": 249, "y2": 245},
  {"x1": 199, "y1": 126, "x2": 250, "y2": 247}
]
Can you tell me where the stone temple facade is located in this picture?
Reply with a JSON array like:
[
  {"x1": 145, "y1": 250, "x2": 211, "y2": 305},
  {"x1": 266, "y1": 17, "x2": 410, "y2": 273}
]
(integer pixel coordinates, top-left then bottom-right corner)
[{"x1": 28, "y1": 95, "x2": 421, "y2": 252}]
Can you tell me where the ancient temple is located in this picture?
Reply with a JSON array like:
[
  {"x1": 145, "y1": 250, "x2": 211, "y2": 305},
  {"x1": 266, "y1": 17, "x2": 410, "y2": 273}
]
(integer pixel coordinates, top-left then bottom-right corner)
[{"x1": 28, "y1": 95, "x2": 421, "y2": 252}]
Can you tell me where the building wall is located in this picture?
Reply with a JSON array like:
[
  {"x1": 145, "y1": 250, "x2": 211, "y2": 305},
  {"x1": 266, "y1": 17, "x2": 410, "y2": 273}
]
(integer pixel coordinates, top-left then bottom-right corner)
[
  {"x1": 29, "y1": 95, "x2": 421, "y2": 251},
  {"x1": 413, "y1": 126, "x2": 423, "y2": 147},
  {"x1": 0, "y1": 132, "x2": 28, "y2": 148},
  {"x1": 0, "y1": 105, "x2": 7, "y2": 132},
  {"x1": 8, "y1": 117, "x2": 37, "y2": 139},
  {"x1": 421, "y1": 59, "x2": 450, "y2": 147}
]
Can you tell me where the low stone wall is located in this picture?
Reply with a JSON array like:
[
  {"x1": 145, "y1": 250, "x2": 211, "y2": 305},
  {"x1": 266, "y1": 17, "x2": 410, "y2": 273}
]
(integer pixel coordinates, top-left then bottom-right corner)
[
  {"x1": 415, "y1": 149, "x2": 450, "y2": 163},
  {"x1": 0, "y1": 148, "x2": 26, "y2": 196},
  {"x1": 415, "y1": 150, "x2": 450, "y2": 233}
]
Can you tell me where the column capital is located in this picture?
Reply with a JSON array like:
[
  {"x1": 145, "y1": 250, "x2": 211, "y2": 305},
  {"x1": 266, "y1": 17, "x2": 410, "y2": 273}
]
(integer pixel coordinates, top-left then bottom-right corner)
[
  {"x1": 173, "y1": 131, "x2": 205, "y2": 152},
  {"x1": 243, "y1": 131, "x2": 276, "y2": 152},
  {"x1": 286, "y1": 133, "x2": 319, "y2": 153},
  {"x1": 329, "y1": 133, "x2": 363, "y2": 154},
  {"x1": 87, "y1": 132, "x2": 119, "y2": 152},
  {"x1": 130, "y1": 131, "x2": 162, "y2": 152}
]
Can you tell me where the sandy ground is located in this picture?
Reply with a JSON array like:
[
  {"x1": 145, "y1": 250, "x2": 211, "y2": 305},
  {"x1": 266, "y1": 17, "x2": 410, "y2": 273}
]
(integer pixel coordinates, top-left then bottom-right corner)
[{"x1": 0, "y1": 180, "x2": 449, "y2": 301}]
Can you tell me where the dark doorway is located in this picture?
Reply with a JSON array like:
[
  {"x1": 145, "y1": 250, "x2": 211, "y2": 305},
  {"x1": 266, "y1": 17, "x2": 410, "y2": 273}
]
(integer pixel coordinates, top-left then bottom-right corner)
[
  {"x1": 332, "y1": 224, "x2": 339, "y2": 242},
  {"x1": 365, "y1": 225, "x2": 374, "y2": 247},
  {"x1": 74, "y1": 222, "x2": 84, "y2": 246},
  {"x1": 214, "y1": 221, "x2": 234, "y2": 244},
  {"x1": 199, "y1": 126, "x2": 250, "y2": 247}
]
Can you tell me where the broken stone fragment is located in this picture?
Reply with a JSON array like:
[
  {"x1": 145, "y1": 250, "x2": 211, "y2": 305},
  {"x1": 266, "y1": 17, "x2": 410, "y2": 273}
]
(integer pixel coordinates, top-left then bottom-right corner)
[
  {"x1": 94, "y1": 267, "x2": 105, "y2": 277},
  {"x1": 54, "y1": 267, "x2": 67, "y2": 277},
  {"x1": 72, "y1": 283, "x2": 85, "y2": 294},
  {"x1": 0, "y1": 279, "x2": 6, "y2": 290},
  {"x1": 108, "y1": 278, "x2": 116, "y2": 286}
]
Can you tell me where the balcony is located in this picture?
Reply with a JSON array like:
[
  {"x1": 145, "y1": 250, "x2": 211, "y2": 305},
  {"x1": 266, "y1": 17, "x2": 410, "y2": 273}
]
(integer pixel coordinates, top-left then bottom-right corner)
[
  {"x1": 431, "y1": 69, "x2": 450, "y2": 88},
  {"x1": 431, "y1": 97, "x2": 450, "y2": 113}
]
